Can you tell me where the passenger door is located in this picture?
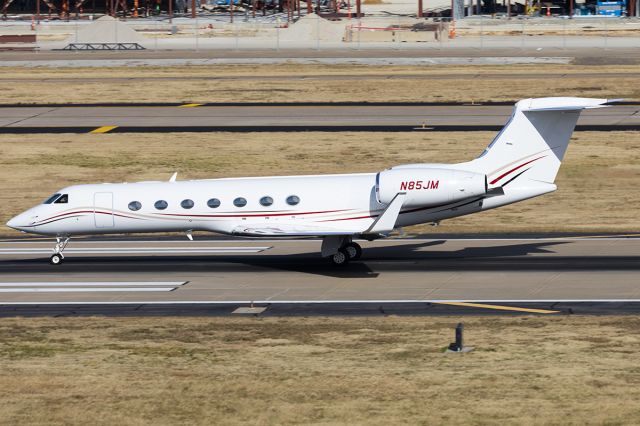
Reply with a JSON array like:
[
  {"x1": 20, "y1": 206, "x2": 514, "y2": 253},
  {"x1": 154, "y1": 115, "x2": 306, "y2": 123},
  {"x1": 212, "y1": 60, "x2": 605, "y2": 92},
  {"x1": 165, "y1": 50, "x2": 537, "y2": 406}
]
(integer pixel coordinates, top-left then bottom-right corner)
[{"x1": 94, "y1": 192, "x2": 115, "y2": 228}]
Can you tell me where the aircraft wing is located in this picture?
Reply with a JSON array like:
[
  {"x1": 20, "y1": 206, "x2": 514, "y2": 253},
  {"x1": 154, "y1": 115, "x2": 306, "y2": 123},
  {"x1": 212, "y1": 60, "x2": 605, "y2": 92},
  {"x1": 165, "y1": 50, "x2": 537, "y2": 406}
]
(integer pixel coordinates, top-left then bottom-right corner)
[
  {"x1": 231, "y1": 191, "x2": 412, "y2": 238},
  {"x1": 231, "y1": 194, "x2": 408, "y2": 238},
  {"x1": 231, "y1": 222, "x2": 364, "y2": 237}
]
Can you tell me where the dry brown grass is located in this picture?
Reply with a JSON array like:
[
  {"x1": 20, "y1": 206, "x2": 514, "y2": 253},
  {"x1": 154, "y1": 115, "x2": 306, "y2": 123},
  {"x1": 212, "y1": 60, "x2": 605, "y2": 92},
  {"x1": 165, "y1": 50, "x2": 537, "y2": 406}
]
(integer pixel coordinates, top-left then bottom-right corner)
[
  {"x1": 0, "y1": 64, "x2": 639, "y2": 104},
  {"x1": 1, "y1": 315, "x2": 640, "y2": 425},
  {"x1": 1, "y1": 131, "x2": 639, "y2": 236}
]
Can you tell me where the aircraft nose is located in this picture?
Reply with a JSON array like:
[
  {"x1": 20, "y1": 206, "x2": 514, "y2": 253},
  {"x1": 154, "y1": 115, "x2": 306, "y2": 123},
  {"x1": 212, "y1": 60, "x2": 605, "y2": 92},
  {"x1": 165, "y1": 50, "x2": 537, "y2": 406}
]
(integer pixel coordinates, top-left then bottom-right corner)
[
  {"x1": 6, "y1": 213, "x2": 29, "y2": 231},
  {"x1": 6, "y1": 215, "x2": 20, "y2": 230}
]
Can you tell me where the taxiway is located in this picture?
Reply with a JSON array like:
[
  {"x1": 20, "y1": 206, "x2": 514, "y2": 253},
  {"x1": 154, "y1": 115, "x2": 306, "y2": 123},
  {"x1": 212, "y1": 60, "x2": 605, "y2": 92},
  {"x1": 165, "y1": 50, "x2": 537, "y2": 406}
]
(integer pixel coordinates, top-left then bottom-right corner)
[{"x1": 1, "y1": 103, "x2": 638, "y2": 133}]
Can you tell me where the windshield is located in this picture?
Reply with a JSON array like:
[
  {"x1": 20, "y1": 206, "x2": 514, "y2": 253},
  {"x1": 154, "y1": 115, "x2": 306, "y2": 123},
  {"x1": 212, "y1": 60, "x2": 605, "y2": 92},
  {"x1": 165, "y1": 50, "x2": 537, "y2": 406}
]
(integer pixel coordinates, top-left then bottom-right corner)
[
  {"x1": 43, "y1": 193, "x2": 61, "y2": 204},
  {"x1": 55, "y1": 194, "x2": 68, "y2": 204}
]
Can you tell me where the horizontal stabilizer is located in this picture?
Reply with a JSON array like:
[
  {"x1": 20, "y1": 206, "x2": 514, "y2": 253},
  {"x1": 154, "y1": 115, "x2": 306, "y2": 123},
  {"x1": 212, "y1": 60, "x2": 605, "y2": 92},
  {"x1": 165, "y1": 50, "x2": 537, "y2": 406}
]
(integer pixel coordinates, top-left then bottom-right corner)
[{"x1": 521, "y1": 97, "x2": 612, "y2": 112}]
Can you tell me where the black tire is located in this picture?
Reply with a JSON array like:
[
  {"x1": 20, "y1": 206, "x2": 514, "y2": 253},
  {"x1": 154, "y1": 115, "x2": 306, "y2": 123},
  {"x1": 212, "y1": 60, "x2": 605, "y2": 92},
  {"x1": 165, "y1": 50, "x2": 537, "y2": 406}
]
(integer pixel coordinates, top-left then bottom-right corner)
[
  {"x1": 343, "y1": 242, "x2": 362, "y2": 260},
  {"x1": 49, "y1": 254, "x2": 64, "y2": 265},
  {"x1": 330, "y1": 248, "x2": 350, "y2": 266}
]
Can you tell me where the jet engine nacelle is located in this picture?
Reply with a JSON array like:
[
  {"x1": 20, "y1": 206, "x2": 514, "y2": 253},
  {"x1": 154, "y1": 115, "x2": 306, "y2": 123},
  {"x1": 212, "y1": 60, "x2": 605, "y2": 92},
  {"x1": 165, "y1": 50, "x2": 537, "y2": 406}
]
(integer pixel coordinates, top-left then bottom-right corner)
[{"x1": 376, "y1": 168, "x2": 487, "y2": 208}]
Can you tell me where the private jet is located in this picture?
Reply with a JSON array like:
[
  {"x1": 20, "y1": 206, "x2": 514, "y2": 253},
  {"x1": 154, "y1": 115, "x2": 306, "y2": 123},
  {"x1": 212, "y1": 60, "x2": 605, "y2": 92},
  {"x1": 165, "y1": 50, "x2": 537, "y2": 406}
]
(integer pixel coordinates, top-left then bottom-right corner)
[{"x1": 6, "y1": 97, "x2": 612, "y2": 265}]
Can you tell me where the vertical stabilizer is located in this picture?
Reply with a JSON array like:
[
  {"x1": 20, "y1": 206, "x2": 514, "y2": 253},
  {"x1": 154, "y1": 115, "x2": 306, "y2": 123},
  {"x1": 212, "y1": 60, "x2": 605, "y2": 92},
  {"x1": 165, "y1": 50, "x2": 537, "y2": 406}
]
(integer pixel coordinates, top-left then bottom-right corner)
[{"x1": 467, "y1": 97, "x2": 611, "y2": 187}]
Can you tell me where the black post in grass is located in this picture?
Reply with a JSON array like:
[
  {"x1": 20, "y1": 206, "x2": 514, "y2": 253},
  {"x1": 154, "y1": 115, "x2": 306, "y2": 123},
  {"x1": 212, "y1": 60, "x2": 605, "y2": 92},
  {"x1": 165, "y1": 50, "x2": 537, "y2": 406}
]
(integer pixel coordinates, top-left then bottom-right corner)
[{"x1": 447, "y1": 323, "x2": 472, "y2": 353}]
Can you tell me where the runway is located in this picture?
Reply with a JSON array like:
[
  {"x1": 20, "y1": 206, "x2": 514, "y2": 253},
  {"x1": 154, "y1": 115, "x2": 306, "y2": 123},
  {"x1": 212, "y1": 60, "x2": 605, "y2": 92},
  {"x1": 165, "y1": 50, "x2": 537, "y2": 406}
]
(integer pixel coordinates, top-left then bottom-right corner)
[
  {"x1": 1, "y1": 103, "x2": 639, "y2": 133},
  {"x1": 1, "y1": 236, "x2": 640, "y2": 316}
]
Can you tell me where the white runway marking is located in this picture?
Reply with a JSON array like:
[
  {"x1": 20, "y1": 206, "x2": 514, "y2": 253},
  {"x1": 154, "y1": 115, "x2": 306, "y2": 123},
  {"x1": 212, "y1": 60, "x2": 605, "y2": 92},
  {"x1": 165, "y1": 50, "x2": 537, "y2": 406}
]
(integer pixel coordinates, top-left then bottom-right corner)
[
  {"x1": 1, "y1": 299, "x2": 640, "y2": 305},
  {"x1": 0, "y1": 241, "x2": 274, "y2": 245},
  {"x1": 0, "y1": 281, "x2": 187, "y2": 293},
  {"x1": 0, "y1": 282, "x2": 187, "y2": 287},
  {"x1": 0, "y1": 288, "x2": 177, "y2": 293},
  {"x1": 0, "y1": 247, "x2": 271, "y2": 255}
]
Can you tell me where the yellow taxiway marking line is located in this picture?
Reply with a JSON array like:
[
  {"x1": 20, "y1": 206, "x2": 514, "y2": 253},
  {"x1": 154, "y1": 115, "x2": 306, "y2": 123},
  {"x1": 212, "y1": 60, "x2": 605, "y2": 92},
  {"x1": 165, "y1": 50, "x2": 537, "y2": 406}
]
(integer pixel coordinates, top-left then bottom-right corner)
[
  {"x1": 178, "y1": 103, "x2": 203, "y2": 108},
  {"x1": 436, "y1": 302, "x2": 559, "y2": 314},
  {"x1": 90, "y1": 125, "x2": 118, "y2": 134}
]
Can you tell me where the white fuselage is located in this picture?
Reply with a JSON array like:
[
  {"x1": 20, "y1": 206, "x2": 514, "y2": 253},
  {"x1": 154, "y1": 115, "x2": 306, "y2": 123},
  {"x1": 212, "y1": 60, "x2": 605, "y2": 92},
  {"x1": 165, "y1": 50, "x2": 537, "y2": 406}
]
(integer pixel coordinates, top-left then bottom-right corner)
[{"x1": 7, "y1": 171, "x2": 502, "y2": 237}]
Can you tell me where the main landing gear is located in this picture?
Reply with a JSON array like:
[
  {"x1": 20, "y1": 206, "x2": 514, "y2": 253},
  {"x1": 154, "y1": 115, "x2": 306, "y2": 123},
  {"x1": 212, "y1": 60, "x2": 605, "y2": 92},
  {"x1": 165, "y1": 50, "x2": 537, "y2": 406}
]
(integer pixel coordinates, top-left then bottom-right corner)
[
  {"x1": 50, "y1": 236, "x2": 70, "y2": 265},
  {"x1": 329, "y1": 242, "x2": 362, "y2": 266},
  {"x1": 343, "y1": 242, "x2": 362, "y2": 261},
  {"x1": 322, "y1": 236, "x2": 364, "y2": 266}
]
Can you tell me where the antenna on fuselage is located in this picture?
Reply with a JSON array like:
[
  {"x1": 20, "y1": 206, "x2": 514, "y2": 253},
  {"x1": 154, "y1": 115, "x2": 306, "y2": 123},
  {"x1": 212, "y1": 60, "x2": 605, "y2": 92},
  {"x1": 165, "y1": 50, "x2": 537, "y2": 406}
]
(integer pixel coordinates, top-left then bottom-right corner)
[{"x1": 169, "y1": 172, "x2": 178, "y2": 182}]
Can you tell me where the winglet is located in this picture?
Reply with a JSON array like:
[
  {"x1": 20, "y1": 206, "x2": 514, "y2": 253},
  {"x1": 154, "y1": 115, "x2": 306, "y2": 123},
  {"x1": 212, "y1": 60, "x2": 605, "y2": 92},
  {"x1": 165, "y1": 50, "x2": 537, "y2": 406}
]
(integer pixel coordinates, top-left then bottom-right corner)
[
  {"x1": 169, "y1": 172, "x2": 178, "y2": 182},
  {"x1": 365, "y1": 192, "x2": 406, "y2": 234}
]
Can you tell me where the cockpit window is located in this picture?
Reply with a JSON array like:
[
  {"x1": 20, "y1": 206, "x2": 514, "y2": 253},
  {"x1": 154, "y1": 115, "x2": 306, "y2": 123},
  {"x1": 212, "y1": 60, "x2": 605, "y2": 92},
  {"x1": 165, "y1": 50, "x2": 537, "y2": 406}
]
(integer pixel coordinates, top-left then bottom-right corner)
[
  {"x1": 54, "y1": 194, "x2": 69, "y2": 204},
  {"x1": 43, "y1": 193, "x2": 61, "y2": 204}
]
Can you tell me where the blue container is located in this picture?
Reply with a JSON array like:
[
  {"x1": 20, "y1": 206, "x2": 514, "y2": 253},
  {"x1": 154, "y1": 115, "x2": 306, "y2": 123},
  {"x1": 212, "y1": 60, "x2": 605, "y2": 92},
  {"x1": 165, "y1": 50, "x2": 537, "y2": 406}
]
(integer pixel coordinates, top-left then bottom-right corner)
[{"x1": 597, "y1": 0, "x2": 624, "y2": 15}]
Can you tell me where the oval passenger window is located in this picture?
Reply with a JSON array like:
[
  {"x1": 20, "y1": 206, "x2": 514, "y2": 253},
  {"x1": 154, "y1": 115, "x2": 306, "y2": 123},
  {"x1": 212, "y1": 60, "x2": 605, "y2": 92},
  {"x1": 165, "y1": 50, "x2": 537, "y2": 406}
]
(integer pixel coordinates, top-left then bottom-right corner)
[
  {"x1": 128, "y1": 201, "x2": 142, "y2": 211},
  {"x1": 259, "y1": 196, "x2": 273, "y2": 207}
]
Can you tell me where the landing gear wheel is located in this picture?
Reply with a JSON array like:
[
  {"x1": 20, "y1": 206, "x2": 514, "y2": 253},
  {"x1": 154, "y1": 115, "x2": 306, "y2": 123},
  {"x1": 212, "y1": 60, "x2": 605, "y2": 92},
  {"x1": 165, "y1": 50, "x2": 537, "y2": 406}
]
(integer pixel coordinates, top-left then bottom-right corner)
[
  {"x1": 330, "y1": 248, "x2": 350, "y2": 266},
  {"x1": 49, "y1": 237, "x2": 70, "y2": 265},
  {"x1": 343, "y1": 242, "x2": 362, "y2": 260}
]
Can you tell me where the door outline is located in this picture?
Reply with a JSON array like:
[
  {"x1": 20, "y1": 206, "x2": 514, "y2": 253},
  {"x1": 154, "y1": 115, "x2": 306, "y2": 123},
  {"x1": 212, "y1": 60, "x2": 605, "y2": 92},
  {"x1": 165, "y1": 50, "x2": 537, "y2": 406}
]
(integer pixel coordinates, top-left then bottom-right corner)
[{"x1": 94, "y1": 192, "x2": 115, "y2": 228}]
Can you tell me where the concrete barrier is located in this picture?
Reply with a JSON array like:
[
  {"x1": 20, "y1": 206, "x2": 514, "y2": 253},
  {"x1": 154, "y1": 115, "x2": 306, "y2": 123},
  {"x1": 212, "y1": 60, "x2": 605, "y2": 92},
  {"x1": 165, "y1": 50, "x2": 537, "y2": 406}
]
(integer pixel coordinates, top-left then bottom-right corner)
[{"x1": 345, "y1": 22, "x2": 447, "y2": 42}]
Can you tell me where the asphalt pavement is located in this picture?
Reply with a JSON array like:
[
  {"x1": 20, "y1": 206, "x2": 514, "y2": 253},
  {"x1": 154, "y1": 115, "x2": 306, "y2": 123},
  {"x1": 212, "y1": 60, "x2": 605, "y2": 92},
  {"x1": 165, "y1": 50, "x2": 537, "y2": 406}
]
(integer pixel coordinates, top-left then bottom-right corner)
[
  {"x1": 1, "y1": 104, "x2": 638, "y2": 133},
  {"x1": 1, "y1": 236, "x2": 639, "y2": 316}
]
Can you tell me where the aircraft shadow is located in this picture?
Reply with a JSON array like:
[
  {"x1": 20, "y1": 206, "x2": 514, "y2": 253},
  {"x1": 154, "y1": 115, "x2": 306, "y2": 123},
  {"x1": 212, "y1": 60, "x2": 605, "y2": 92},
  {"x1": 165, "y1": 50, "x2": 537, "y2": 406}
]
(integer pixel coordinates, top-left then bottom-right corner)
[
  {"x1": 2, "y1": 240, "x2": 639, "y2": 279},
  {"x1": 0, "y1": 240, "x2": 446, "y2": 279}
]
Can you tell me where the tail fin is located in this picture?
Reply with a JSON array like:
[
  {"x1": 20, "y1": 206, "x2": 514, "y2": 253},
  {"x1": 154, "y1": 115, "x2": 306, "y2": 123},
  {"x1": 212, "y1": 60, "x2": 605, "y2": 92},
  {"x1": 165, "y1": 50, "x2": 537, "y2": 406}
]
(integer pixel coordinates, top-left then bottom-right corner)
[{"x1": 468, "y1": 97, "x2": 612, "y2": 188}]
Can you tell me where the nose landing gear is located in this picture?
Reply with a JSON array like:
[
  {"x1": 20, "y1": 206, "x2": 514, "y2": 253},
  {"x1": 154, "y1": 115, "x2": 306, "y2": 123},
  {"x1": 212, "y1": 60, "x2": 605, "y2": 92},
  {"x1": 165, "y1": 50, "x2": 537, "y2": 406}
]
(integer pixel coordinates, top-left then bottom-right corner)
[{"x1": 50, "y1": 237, "x2": 70, "y2": 265}]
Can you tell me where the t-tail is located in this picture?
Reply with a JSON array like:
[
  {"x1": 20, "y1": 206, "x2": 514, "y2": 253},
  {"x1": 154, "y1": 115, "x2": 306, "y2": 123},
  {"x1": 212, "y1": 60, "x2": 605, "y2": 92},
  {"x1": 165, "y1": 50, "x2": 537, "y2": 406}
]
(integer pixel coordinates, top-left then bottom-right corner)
[
  {"x1": 463, "y1": 97, "x2": 615, "y2": 206},
  {"x1": 469, "y1": 97, "x2": 613, "y2": 186}
]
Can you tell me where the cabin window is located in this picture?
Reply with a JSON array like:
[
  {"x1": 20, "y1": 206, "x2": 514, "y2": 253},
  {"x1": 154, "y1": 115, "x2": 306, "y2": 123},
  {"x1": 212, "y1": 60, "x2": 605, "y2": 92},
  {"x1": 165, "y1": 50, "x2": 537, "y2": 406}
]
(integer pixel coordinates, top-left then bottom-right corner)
[
  {"x1": 207, "y1": 198, "x2": 221, "y2": 208},
  {"x1": 54, "y1": 194, "x2": 69, "y2": 204},
  {"x1": 154, "y1": 200, "x2": 168, "y2": 210},
  {"x1": 233, "y1": 197, "x2": 247, "y2": 208},
  {"x1": 128, "y1": 201, "x2": 142, "y2": 211},
  {"x1": 259, "y1": 196, "x2": 273, "y2": 207},
  {"x1": 43, "y1": 193, "x2": 61, "y2": 204},
  {"x1": 181, "y1": 199, "x2": 194, "y2": 209},
  {"x1": 286, "y1": 195, "x2": 300, "y2": 206}
]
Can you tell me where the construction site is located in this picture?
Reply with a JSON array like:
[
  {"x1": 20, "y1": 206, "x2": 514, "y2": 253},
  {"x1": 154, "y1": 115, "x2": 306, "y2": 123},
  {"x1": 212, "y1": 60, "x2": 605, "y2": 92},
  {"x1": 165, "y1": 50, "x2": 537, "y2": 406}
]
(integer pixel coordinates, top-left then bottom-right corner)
[
  {"x1": 0, "y1": 12, "x2": 638, "y2": 52},
  {"x1": 2, "y1": 0, "x2": 640, "y2": 19}
]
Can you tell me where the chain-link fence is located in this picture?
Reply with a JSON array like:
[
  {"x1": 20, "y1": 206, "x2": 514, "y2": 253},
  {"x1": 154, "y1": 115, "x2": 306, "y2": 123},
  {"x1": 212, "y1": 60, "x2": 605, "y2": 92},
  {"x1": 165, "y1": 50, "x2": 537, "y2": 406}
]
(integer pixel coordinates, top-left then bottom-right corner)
[{"x1": 1, "y1": 13, "x2": 639, "y2": 51}]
